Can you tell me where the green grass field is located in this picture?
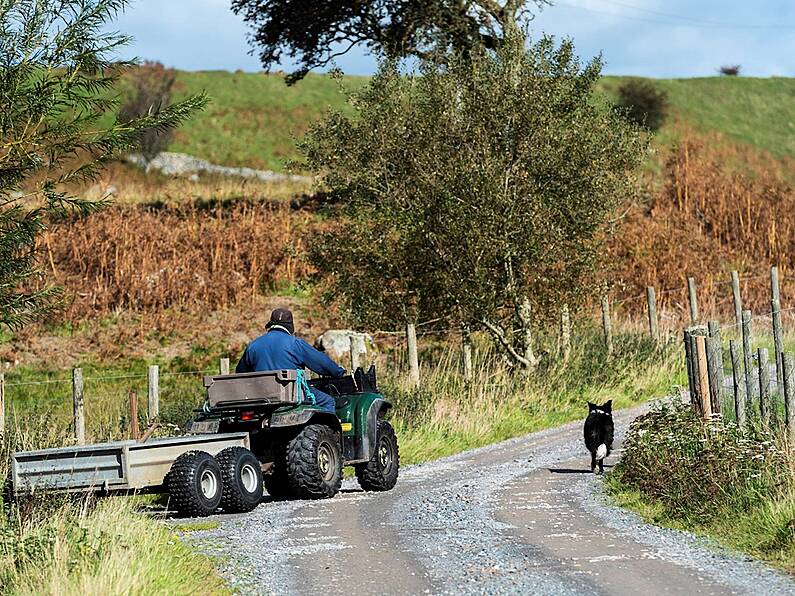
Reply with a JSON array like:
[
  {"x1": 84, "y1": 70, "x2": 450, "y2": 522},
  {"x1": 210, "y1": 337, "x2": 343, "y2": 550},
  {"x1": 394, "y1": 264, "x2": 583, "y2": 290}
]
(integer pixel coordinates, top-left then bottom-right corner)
[{"x1": 166, "y1": 71, "x2": 795, "y2": 171}]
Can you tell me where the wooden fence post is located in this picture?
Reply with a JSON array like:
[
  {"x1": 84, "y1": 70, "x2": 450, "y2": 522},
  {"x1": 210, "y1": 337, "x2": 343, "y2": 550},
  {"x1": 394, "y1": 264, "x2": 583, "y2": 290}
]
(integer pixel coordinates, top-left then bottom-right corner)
[
  {"x1": 406, "y1": 322, "x2": 420, "y2": 388},
  {"x1": 731, "y1": 271, "x2": 743, "y2": 331},
  {"x1": 219, "y1": 357, "x2": 230, "y2": 375},
  {"x1": 730, "y1": 340, "x2": 746, "y2": 428},
  {"x1": 772, "y1": 265, "x2": 784, "y2": 394},
  {"x1": 695, "y1": 334, "x2": 712, "y2": 419},
  {"x1": 706, "y1": 321, "x2": 723, "y2": 416},
  {"x1": 560, "y1": 305, "x2": 572, "y2": 362},
  {"x1": 646, "y1": 287, "x2": 658, "y2": 340},
  {"x1": 758, "y1": 347, "x2": 770, "y2": 431},
  {"x1": 684, "y1": 328, "x2": 696, "y2": 403},
  {"x1": 461, "y1": 323, "x2": 473, "y2": 380},
  {"x1": 0, "y1": 373, "x2": 4, "y2": 435},
  {"x1": 601, "y1": 294, "x2": 613, "y2": 357},
  {"x1": 687, "y1": 277, "x2": 699, "y2": 324},
  {"x1": 129, "y1": 391, "x2": 139, "y2": 440},
  {"x1": 72, "y1": 367, "x2": 85, "y2": 445},
  {"x1": 784, "y1": 353, "x2": 795, "y2": 445},
  {"x1": 148, "y1": 364, "x2": 159, "y2": 424},
  {"x1": 349, "y1": 335, "x2": 361, "y2": 372},
  {"x1": 741, "y1": 309, "x2": 755, "y2": 402}
]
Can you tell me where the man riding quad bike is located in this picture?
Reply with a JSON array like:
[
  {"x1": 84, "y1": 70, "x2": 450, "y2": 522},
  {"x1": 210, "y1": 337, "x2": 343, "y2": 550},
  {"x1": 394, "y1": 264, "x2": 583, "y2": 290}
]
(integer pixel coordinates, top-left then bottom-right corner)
[{"x1": 184, "y1": 308, "x2": 399, "y2": 514}]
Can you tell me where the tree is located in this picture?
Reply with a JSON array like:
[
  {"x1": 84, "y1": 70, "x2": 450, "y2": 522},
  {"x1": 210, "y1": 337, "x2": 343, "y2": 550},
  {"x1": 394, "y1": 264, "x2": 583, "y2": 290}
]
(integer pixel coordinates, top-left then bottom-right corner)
[
  {"x1": 301, "y1": 36, "x2": 646, "y2": 369},
  {"x1": 232, "y1": 0, "x2": 549, "y2": 83},
  {"x1": 718, "y1": 64, "x2": 741, "y2": 76},
  {"x1": 118, "y1": 61, "x2": 178, "y2": 164},
  {"x1": 615, "y1": 79, "x2": 668, "y2": 132},
  {"x1": 0, "y1": 0, "x2": 207, "y2": 330}
]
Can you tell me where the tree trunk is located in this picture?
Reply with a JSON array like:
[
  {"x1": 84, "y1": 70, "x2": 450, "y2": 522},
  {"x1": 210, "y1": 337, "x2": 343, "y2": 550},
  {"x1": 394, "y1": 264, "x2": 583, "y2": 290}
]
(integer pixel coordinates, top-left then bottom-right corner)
[{"x1": 516, "y1": 296, "x2": 538, "y2": 372}]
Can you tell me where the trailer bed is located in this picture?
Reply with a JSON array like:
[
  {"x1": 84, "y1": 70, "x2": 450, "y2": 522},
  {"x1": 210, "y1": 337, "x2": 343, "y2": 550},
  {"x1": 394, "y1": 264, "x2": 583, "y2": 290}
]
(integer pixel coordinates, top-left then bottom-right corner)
[{"x1": 10, "y1": 432, "x2": 249, "y2": 496}]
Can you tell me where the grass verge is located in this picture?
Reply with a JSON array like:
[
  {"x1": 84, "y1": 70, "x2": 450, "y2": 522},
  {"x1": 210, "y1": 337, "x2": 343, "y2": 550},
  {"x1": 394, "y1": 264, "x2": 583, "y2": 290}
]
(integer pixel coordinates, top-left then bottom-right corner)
[
  {"x1": 0, "y1": 498, "x2": 227, "y2": 595},
  {"x1": 606, "y1": 400, "x2": 795, "y2": 573}
]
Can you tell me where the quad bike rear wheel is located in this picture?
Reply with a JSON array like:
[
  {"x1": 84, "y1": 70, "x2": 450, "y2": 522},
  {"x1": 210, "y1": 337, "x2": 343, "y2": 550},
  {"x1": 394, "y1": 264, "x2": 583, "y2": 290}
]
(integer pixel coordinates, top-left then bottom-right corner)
[
  {"x1": 286, "y1": 424, "x2": 343, "y2": 499},
  {"x1": 356, "y1": 420, "x2": 399, "y2": 491}
]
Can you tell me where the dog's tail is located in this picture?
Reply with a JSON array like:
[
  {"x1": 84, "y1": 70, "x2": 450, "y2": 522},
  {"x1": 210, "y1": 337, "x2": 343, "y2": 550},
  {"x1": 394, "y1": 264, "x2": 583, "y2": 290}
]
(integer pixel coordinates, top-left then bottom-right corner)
[{"x1": 596, "y1": 444, "x2": 608, "y2": 460}]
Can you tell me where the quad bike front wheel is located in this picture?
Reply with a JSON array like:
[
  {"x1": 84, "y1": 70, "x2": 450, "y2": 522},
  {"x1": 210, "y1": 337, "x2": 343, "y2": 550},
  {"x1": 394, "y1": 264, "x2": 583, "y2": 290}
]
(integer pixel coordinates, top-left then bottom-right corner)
[
  {"x1": 356, "y1": 420, "x2": 399, "y2": 491},
  {"x1": 286, "y1": 424, "x2": 343, "y2": 499}
]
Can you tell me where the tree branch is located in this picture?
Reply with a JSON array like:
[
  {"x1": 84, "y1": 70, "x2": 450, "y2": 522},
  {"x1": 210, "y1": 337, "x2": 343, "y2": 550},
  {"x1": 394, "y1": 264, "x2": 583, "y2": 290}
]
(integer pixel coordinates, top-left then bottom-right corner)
[{"x1": 480, "y1": 318, "x2": 532, "y2": 368}]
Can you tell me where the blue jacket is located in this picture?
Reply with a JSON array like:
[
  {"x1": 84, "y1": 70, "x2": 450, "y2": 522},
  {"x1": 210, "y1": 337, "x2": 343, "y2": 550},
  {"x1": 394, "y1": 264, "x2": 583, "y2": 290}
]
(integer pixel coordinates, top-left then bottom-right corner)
[{"x1": 235, "y1": 328, "x2": 346, "y2": 377}]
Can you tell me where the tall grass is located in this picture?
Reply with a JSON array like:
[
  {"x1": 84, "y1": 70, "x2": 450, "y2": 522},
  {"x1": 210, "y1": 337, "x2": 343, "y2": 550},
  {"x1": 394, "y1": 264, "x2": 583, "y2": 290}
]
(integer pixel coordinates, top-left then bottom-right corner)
[
  {"x1": 383, "y1": 326, "x2": 684, "y2": 464},
  {"x1": 1, "y1": 497, "x2": 227, "y2": 595}
]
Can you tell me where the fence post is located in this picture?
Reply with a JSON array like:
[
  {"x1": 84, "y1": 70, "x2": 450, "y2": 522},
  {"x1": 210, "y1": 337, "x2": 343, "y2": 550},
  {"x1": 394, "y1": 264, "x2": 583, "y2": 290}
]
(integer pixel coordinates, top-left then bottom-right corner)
[
  {"x1": 147, "y1": 364, "x2": 159, "y2": 424},
  {"x1": 349, "y1": 335, "x2": 361, "y2": 371},
  {"x1": 129, "y1": 391, "x2": 139, "y2": 440},
  {"x1": 72, "y1": 367, "x2": 85, "y2": 445},
  {"x1": 742, "y1": 309, "x2": 755, "y2": 402},
  {"x1": 0, "y1": 373, "x2": 4, "y2": 435},
  {"x1": 646, "y1": 287, "x2": 658, "y2": 340},
  {"x1": 560, "y1": 305, "x2": 572, "y2": 362},
  {"x1": 695, "y1": 334, "x2": 712, "y2": 419},
  {"x1": 730, "y1": 340, "x2": 745, "y2": 428},
  {"x1": 601, "y1": 294, "x2": 613, "y2": 357},
  {"x1": 219, "y1": 357, "x2": 230, "y2": 375},
  {"x1": 772, "y1": 266, "x2": 784, "y2": 394},
  {"x1": 687, "y1": 277, "x2": 699, "y2": 325},
  {"x1": 758, "y1": 348, "x2": 770, "y2": 431},
  {"x1": 684, "y1": 328, "x2": 696, "y2": 403},
  {"x1": 706, "y1": 320, "x2": 723, "y2": 416},
  {"x1": 406, "y1": 322, "x2": 420, "y2": 388},
  {"x1": 784, "y1": 353, "x2": 795, "y2": 445},
  {"x1": 461, "y1": 323, "x2": 473, "y2": 380},
  {"x1": 731, "y1": 271, "x2": 743, "y2": 331}
]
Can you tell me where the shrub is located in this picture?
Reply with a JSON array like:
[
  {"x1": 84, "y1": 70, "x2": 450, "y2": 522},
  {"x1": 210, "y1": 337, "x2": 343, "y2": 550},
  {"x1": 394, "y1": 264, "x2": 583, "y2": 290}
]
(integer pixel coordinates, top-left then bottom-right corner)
[
  {"x1": 614, "y1": 79, "x2": 668, "y2": 131},
  {"x1": 719, "y1": 64, "x2": 742, "y2": 76},
  {"x1": 119, "y1": 61, "x2": 179, "y2": 163},
  {"x1": 614, "y1": 400, "x2": 788, "y2": 525}
]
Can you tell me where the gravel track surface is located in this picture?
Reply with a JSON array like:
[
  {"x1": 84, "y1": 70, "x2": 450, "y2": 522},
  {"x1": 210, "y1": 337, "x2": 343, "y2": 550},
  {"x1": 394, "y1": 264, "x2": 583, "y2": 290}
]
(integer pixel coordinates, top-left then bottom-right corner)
[{"x1": 181, "y1": 405, "x2": 795, "y2": 595}]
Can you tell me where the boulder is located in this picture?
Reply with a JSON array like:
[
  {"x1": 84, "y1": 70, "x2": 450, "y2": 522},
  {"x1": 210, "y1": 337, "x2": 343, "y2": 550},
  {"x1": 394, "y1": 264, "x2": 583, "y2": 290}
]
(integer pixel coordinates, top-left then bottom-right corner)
[{"x1": 314, "y1": 330, "x2": 375, "y2": 361}]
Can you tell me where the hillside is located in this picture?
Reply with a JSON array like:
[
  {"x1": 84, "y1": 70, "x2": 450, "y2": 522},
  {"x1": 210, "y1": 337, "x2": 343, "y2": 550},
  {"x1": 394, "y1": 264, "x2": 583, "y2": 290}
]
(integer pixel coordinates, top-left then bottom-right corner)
[{"x1": 166, "y1": 71, "x2": 795, "y2": 171}]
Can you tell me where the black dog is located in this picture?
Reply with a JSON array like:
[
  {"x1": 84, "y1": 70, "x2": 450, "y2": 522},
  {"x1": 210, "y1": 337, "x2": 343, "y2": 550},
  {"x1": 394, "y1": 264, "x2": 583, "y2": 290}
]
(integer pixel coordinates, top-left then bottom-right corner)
[{"x1": 583, "y1": 400, "x2": 614, "y2": 474}]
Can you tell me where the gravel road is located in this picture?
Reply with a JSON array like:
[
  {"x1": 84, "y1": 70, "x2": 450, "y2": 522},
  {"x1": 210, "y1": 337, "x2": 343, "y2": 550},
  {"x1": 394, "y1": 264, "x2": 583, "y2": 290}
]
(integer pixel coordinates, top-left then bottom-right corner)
[{"x1": 182, "y1": 405, "x2": 795, "y2": 595}]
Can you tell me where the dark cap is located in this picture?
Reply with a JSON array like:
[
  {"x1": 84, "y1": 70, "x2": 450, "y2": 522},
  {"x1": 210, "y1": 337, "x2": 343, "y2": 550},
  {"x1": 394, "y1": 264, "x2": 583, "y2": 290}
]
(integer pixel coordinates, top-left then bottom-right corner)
[{"x1": 267, "y1": 307, "x2": 294, "y2": 334}]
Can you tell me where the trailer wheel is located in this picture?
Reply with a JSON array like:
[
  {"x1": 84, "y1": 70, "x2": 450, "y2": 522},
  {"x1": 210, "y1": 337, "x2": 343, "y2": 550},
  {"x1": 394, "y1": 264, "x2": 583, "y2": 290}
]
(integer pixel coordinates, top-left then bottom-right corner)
[
  {"x1": 355, "y1": 420, "x2": 399, "y2": 492},
  {"x1": 217, "y1": 447, "x2": 263, "y2": 513},
  {"x1": 166, "y1": 451, "x2": 223, "y2": 517},
  {"x1": 286, "y1": 424, "x2": 342, "y2": 499}
]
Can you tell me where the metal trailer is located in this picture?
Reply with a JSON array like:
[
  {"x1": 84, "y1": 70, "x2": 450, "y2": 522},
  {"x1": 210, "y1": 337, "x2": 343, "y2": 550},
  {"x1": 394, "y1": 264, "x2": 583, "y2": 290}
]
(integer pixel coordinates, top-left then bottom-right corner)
[{"x1": 10, "y1": 432, "x2": 249, "y2": 496}]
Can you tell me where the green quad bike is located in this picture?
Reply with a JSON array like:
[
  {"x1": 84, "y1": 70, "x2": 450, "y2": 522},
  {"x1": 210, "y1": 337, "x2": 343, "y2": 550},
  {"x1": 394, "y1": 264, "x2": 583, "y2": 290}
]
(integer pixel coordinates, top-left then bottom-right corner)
[{"x1": 184, "y1": 366, "x2": 399, "y2": 515}]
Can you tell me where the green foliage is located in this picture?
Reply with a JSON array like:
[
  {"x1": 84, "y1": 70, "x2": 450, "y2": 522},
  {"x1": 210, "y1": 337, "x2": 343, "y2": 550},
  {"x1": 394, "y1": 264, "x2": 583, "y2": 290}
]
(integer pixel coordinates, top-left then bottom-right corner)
[
  {"x1": 614, "y1": 78, "x2": 668, "y2": 131},
  {"x1": 232, "y1": 0, "x2": 549, "y2": 83},
  {"x1": 301, "y1": 37, "x2": 645, "y2": 365},
  {"x1": 613, "y1": 400, "x2": 788, "y2": 525},
  {"x1": 0, "y1": 0, "x2": 206, "y2": 330}
]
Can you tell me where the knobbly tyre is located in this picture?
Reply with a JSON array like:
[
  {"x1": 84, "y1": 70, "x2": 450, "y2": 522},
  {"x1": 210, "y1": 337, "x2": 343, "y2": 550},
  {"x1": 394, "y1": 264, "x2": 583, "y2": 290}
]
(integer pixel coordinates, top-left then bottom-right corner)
[{"x1": 6, "y1": 366, "x2": 399, "y2": 517}]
